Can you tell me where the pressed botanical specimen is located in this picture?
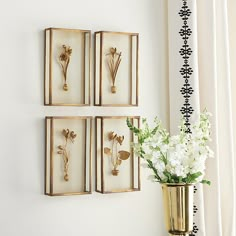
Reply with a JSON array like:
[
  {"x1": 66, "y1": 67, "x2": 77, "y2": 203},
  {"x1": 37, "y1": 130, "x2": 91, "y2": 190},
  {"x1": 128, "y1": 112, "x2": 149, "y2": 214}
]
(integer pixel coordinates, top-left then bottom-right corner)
[
  {"x1": 57, "y1": 128, "x2": 77, "y2": 181},
  {"x1": 59, "y1": 45, "x2": 72, "y2": 91},
  {"x1": 104, "y1": 131, "x2": 130, "y2": 176},
  {"x1": 106, "y1": 47, "x2": 122, "y2": 93}
]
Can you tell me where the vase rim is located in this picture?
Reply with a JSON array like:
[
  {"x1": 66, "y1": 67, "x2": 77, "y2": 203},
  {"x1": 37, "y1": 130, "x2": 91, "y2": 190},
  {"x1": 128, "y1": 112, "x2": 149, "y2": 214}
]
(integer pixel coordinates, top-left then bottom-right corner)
[{"x1": 161, "y1": 183, "x2": 194, "y2": 187}]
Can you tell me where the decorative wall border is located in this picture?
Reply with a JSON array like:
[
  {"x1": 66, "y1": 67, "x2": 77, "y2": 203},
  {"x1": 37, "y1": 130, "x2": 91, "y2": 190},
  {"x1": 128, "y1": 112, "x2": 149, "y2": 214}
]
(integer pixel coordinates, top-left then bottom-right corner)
[
  {"x1": 179, "y1": 0, "x2": 194, "y2": 134},
  {"x1": 178, "y1": 1, "x2": 198, "y2": 235}
]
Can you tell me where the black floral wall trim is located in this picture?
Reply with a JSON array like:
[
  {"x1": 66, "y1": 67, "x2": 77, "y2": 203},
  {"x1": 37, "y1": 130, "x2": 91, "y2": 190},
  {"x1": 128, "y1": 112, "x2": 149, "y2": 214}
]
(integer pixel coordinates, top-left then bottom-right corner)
[
  {"x1": 179, "y1": 0, "x2": 194, "y2": 134},
  {"x1": 190, "y1": 223, "x2": 199, "y2": 235},
  {"x1": 179, "y1": 1, "x2": 199, "y2": 236}
]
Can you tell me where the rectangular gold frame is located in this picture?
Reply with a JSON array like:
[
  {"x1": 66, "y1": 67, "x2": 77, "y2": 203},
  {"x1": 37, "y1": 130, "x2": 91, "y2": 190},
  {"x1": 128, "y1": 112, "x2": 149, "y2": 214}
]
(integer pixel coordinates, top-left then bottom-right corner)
[
  {"x1": 45, "y1": 116, "x2": 92, "y2": 196},
  {"x1": 44, "y1": 28, "x2": 91, "y2": 106},
  {"x1": 95, "y1": 116, "x2": 141, "y2": 194},
  {"x1": 94, "y1": 31, "x2": 139, "y2": 106}
]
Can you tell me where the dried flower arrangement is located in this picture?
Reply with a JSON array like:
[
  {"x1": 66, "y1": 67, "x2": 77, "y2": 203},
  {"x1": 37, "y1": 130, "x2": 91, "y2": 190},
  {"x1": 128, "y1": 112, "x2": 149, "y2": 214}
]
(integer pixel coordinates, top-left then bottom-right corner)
[
  {"x1": 106, "y1": 47, "x2": 122, "y2": 93},
  {"x1": 104, "y1": 131, "x2": 130, "y2": 176},
  {"x1": 59, "y1": 45, "x2": 72, "y2": 91},
  {"x1": 57, "y1": 129, "x2": 77, "y2": 181}
]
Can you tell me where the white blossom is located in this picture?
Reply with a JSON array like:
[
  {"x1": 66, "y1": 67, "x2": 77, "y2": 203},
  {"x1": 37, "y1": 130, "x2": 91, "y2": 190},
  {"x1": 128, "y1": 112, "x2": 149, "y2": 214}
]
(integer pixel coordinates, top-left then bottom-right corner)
[{"x1": 130, "y1": 111, "x2": 213, "y2": 184}]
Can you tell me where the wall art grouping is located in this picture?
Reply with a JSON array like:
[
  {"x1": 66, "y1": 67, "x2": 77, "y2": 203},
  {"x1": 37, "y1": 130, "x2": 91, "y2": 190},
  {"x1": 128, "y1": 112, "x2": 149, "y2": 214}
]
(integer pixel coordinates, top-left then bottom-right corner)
[
  {"x1": 44, "y1": 28, "x2": 139, "y2": 106},
  {"x1": 45, "y1": 116, "x2": 140, "y2": 196},
  {"x1": 44, "y1": 27, "x2": 140, "y2": 196}
]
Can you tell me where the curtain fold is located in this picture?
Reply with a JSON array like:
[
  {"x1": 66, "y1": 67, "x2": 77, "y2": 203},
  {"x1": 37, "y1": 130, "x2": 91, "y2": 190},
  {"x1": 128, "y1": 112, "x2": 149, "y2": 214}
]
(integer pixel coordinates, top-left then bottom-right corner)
[
  {"x1": 228, "y1": 0, "x2": 236, "y2": 233},
  {"x1": 168, "y1": 0, "x2": 235, "y2": 235},
  {"x1": 197, "y1": 0, "x2": 235, "y2": 235},
  {"x1": 196, "y1": 0, "x2": 223, "y2": 235}
]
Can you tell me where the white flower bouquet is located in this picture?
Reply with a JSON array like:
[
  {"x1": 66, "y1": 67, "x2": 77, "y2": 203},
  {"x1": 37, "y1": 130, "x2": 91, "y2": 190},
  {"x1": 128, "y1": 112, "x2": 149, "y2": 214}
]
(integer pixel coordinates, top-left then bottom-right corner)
[{"x1": 127, "y1": 111, "x2": 213, "y2": 185}]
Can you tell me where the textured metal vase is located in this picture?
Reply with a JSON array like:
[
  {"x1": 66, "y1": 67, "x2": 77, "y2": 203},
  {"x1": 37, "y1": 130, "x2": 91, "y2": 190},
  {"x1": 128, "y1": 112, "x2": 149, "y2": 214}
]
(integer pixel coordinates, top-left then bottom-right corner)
[{"x1": 161, "y1": 183, "x2": 194, "y2": 236}]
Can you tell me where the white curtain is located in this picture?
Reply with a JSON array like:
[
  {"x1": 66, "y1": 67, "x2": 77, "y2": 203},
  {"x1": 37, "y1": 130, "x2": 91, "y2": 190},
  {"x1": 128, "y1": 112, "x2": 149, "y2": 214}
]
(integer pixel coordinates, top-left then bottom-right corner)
[{"x1": 168, "y1": 0, "x2": 236, "y2": 235}]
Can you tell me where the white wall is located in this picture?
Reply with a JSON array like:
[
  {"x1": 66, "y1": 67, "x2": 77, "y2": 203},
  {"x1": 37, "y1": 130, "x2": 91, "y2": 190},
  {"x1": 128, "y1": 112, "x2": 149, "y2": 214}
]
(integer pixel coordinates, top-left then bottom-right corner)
[{"x1": 0, "y1": 0, "x2": 169, "y2": 235}]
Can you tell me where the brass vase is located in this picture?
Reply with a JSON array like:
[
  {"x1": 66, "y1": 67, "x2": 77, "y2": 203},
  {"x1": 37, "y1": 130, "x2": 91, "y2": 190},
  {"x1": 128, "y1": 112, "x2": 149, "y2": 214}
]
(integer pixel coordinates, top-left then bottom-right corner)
[{"x1": 161, "y1": 183, "x2": 193, "y2": 236}]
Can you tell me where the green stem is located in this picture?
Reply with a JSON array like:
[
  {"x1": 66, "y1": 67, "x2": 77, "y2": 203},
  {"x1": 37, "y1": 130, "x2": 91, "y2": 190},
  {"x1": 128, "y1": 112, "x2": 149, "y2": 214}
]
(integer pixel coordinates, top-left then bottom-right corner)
[{"x1": 146, "y1": 159, "x2": 162, "y2": 182}]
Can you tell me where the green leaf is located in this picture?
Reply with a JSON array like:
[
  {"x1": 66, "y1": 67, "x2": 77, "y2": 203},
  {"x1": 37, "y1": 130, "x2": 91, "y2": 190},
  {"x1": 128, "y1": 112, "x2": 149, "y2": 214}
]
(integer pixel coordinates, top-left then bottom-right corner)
[
  {"x1": 126, "y1": 118, "x2": 140, "y2": 134},
  {"x1": 151, "y1": 126, "x2": 158, "y2": 135},
  {"x1": 146, "y1": 159, "x2": 162, "y2": 182},
  {"x1": 201, "y1": 179, "x2": 211, "y2": 185},
  {"x1": 178, "y1": 176, "x2": 183, "y2": 183},
  {"x1": 185, "y1": 172, "x2": 202, "y2": 183},
  {"x1": 163, "y1": 170, "x2": 173, "y2": 183},
  {"x1": 172, "y1": 175, "x2": 179, "y2": 183},
  {"x1": 160, "y1": 154, "x2": 167, "y2": 166}
]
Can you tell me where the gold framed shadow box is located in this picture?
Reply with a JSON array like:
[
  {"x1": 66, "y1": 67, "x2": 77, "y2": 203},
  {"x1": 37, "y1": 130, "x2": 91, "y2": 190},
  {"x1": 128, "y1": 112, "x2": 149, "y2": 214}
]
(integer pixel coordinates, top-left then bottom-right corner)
[
  {"x1": 95, "y1": 116, "x2": 140, "y2": 194},
  {"x1": 94, "y1": 31, "x2": 139, "y2": 106},
  {"x1": 45, "y1": 116, "x2": 92, "y2": 196},
  {"x1": 44, "y1": 28, "x2": 91, "y2": 106}
]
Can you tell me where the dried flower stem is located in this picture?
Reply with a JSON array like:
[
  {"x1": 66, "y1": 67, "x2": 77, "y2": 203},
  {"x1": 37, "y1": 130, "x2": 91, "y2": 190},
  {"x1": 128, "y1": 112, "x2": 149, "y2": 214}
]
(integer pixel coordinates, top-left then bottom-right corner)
[
  {"x1": 111, "y1": 139, "x2": 118, "y2": 169},
  {"x1": 59, "y1": 45, "x2": 72, "y2": 91},
  {"x1": 57, "y1": 129, "x2": 77, "y2": 181},
  {"x1": 104, "y1": 131, "x2": 130, "y2": 176},
  {"x1": 106, "y1": 48, "x2": 122, "y2": 93}
]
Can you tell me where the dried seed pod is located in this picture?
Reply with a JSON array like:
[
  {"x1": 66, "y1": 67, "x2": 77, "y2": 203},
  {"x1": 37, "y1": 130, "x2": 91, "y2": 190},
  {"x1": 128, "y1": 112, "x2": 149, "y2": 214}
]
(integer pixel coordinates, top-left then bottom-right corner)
[
  {"x1": 118, "y1": 151, "x2": 130, "y2": 160},
  {"x1": 58, "y1": 145, "x2": 64, "y2": 150},
  {"x1": 60, "y1": 53, "x2": 68, "y2": 62},
  {"x1": 63, "y1": 83, "x2": 68, "y2": 91},
  {"x1": 108, "y1": 131, "x2": 116, "y2": 141},
  {"x1": 104, "y1": 147, "x2": 112, "y2": 155},
  {"x1": 70, "y1": 131, "x2": 77, "y2": 139},
  {"x1": 117, "y1": 136, "x2": 124, "y2": 145},
  {"x1": 67, "y1": 47, "x2": 72, "y2": 55},
  {"x1": 62, "y1": 129, "x2": 70, "y2": 138},
  {"x1": 64, "y1": 174, "x2": 69, "y2": 181},
  {"x1": 62, "y1": 129, "x2": 67, "y2": 137},
  {"x1": 110, "y1": 47, "x2": 117, "y2": 56},
  {"x1": 112, "y1": 169, "x2": 119, "y2": 176},
  {"x1": 116, "y1": 159, "x2": 122, "y2": 165}
]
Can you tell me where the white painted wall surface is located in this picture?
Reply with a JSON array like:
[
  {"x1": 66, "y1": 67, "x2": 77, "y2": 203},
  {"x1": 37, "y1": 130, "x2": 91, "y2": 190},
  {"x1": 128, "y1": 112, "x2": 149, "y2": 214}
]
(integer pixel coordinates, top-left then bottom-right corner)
[{"x1": 0, "y1": 0, "x2": 169, "y2": 235}]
